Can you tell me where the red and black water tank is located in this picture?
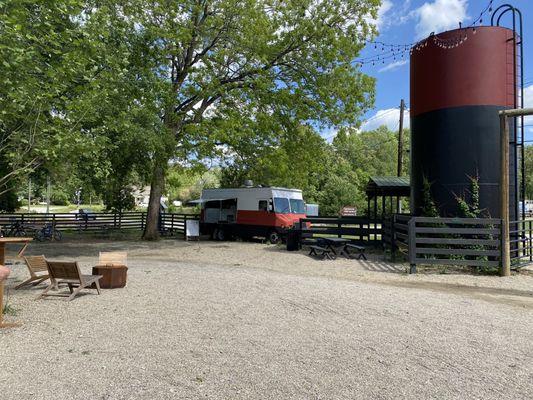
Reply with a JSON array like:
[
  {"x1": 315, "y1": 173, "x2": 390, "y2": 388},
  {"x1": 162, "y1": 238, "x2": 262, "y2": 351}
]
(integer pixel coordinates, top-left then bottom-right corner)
[{"x1": 410, "y1": 26, "x2": 516, "y2": 218}]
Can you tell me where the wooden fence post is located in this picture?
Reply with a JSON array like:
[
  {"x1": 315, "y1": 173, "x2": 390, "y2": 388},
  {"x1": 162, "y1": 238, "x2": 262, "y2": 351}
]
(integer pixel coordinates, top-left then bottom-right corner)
[
  {"x1": 408, "y1": 217, "x2": 417, "y2": 274},
  {"x1": 141, "y1": 212, "x2": 145, "y2": 230},
  {"x1": 499, "y1": 113, "x2": 510, "y2": 277},
  {"x1": 337, "y1": 219, "x2": 342, "y2": 238},
  {"x1": 183, "y1": 214, "x2": 187, "y2": 241}
]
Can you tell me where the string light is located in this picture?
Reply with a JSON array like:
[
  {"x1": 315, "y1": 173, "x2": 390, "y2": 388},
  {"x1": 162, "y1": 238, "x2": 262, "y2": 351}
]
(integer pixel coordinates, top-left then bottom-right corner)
[{"x1": 356, "y1": 0, "x2": 494, "y2": 68}]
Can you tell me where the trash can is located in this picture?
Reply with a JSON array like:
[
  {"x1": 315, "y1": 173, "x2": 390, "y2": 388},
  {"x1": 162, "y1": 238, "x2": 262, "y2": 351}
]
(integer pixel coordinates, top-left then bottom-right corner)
[{"x1": 286, "y1": 228, "x2": 301, "y2": 251}]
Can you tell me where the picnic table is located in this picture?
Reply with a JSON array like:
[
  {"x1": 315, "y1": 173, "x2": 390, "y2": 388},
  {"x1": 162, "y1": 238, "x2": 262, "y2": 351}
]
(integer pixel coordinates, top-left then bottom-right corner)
[
  {"x1": 321, "y1": 237, "x2": 349, "y2": 255},
  {"x1": 309, "y1": 237, "x2": 367, "y2": 260},
  {"x1": 0, "y1": 237, "x2": 32, "y2": 329}
]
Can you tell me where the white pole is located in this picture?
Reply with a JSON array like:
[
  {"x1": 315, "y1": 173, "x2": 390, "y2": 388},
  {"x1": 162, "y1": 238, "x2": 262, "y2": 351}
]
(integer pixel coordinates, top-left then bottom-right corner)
[
  {"x1": 28, "y1": 179, "x2": 31, "y2": 212},
  {"x1": 46, "y1": 176, "x2": 51, "y2": 214}
]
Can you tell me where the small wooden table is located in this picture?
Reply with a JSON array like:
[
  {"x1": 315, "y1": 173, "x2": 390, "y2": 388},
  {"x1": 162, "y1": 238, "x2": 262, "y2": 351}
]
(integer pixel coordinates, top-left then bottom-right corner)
[{"x1": 0, "y1": 237, "x2": 32, "y2": 329}]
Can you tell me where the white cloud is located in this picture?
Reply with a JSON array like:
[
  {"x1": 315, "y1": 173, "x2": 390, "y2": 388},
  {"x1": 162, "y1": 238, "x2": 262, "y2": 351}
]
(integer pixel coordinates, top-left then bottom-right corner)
[
  {"x1": 361, "y1": 108, "x2": 411, "y2": 132},
  {"x1": 379, "y1": 59, "x2": 409, "y2": 73},
  {"x1": 414, "y1": 0, "x2": 468, "y2": 39},
  {"x1": 524, "y1": 85, "x2": 533, "y2": 108},
  {"x1": 366, "y1": 0, "x2": 393, "y2": 30}
]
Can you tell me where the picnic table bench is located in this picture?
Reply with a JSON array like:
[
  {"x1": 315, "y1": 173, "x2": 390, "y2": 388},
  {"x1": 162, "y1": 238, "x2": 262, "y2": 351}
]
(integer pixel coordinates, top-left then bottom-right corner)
[
  {"x1": 308, "y1": 245, "x2": 336, "y2": 260},
  {"x1": 342, "y1": 243, "x2": 367, "y2": 260},
  {"x1": 308, "y1": 238, "x2": 366, "y2": 261}
]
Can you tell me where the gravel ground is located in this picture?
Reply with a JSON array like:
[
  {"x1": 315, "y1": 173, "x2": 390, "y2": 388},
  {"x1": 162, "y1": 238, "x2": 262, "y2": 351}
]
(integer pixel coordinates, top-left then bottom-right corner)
[{"x1": 1, "y1": 238, "x2": 532, "y2": 399}]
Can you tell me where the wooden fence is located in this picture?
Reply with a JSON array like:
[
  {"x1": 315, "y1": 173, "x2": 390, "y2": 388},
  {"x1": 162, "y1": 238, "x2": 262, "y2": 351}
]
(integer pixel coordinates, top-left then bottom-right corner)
[
  {"x1": 385, "y1": 215, "x2": 502, "y2": 273},
  {"x1": 0, "y1": 212, "x2": 199, "y2": 237},
  {"x1": 299, "y1": 216, "x2": 382, "y2": 245}
]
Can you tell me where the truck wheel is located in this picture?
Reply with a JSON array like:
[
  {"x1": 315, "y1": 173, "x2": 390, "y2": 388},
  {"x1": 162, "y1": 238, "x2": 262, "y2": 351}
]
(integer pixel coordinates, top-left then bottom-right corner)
[
  {"x1": 215, "y1": 228, "x2": 226, "y2": 241},
  {"x1": 267, "y1": 230, "x2": 280, "y2": 244}
]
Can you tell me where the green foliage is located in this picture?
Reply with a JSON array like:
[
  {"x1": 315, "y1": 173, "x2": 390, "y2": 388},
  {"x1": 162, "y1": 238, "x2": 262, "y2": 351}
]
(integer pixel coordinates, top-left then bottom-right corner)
[
  {"x1": 220, "y1": 125, "x2": 409, "y2": 215},
  {"x1": 51, "y1": 189, "x2": 70, "y2": 206},
  {"x1": 524, "y1": 146, "x2": 533, "y2": 200},
  {"x1": 0, "y1": 189, "x2": 19, "y2": 212},
  {"x1": 1, "y1": 0, "x2": 383, "y2": 224},
  {"x1": 455, "y1": 174, "x2": 486, "y2": 218},
  {"x1": 103, "y1": 186, "x2": 136, "y2": 212},
  {"x1": 167, "y1": 168, "x2": 220, "y2": 203},
  {"x1": 420, "y1": 177, "x2": 439, "y2": 217}
]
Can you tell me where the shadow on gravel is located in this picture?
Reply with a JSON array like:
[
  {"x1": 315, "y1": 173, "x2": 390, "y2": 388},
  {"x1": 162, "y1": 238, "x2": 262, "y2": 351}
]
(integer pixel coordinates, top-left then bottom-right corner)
[{"x1": 377, "y1": 280, "x2": 533, "y2": 309}]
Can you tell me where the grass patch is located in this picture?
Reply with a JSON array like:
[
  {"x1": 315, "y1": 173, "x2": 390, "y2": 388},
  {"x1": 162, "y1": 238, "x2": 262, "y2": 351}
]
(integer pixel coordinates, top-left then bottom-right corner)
[{"x1": 2, "y1": 302, "x2": 19, "y2": 316}]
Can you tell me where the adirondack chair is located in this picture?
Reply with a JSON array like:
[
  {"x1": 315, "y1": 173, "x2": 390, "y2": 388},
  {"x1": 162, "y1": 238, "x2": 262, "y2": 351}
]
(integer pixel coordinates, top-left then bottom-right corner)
[
  {"x1": 15, "y1": 255, "x2": 50, "y2": 289},
  {"x1": 38, "y1": 261, "x2": 102, "y2": 301}
]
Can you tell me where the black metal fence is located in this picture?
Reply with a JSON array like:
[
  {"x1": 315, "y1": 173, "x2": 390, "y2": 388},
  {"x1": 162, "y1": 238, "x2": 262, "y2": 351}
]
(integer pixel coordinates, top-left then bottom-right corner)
[
  {"x1": 385, "y1": 215, "x2": 506, "y2": 273},
  {"x1": 298, "y1": 216, "x2": 382, "y2": 245},
  {"x1": 509, "y1": 219, "x2": 533, "y2": 268},
  {"x1": 0, "y1": 212, "x2": 199, "y2": 238}
]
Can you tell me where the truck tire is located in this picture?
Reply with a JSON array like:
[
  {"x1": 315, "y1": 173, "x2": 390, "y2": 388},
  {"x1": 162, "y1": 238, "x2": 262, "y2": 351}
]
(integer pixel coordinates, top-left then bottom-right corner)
[
  {"x1": 215, "y1": 228, "x2": 226, "y2": 241},
  {"x1": 267, "y1": 230, "x2": 280, "y2": 244}
]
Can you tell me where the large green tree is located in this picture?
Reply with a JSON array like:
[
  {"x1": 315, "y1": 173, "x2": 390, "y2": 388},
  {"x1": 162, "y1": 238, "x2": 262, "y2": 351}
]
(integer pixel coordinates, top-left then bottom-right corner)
[{"x1": 125, "y1": 0, "x2": 379, "y2": 239}]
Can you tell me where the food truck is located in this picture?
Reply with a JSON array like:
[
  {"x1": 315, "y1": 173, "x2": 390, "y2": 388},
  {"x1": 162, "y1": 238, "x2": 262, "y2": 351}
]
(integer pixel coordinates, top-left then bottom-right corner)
[{"x1": 194, "y1": 186, "x2": 307, "y2": 243}]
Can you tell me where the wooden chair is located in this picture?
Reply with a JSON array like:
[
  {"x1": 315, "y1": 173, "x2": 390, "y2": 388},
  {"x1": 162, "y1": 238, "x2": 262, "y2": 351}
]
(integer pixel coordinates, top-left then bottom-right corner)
[
  {"x1": 97, "y1": 251, "x2": 127, "y2": 267},
  {"x1": 15, "y1": 255, "x2": 50, "y2": 289},
  {"x1": 38, "y1": 261, "x2": 102, "y2": 301}
]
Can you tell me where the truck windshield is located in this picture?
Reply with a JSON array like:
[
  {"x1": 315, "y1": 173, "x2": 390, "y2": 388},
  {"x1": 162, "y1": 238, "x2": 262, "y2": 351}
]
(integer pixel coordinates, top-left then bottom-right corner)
[
  {"x1": 273, "y1": 197, "x2": 290, "y2": 214},
  {"x1": 290, "y1": 199, "x2": 305, "y2": 214}
]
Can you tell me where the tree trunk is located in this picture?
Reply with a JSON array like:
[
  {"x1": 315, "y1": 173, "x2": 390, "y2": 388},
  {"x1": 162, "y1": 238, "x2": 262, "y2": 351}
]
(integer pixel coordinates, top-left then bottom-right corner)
[{"x1": 142, "y1": 160, "x2": 165, "y2": 240}]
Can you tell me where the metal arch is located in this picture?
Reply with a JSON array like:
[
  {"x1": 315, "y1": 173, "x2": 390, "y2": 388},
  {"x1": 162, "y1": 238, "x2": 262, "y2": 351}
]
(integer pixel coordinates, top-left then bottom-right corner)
[{"x1": 491, "y1": 5, "x2": 525, "y2": 221}]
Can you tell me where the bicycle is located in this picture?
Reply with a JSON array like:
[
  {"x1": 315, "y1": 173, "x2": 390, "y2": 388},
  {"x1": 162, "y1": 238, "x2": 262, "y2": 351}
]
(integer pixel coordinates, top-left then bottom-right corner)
[
  {"x1": 6, "y1": 221, "x2": 26, "y2": 237},
  {"x1": 34, "y1": 224, "x2": 62, "y2": 242}
]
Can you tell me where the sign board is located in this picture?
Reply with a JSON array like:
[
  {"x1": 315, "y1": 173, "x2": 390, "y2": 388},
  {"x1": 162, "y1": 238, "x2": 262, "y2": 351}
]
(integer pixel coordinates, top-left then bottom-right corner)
[
  {"x1": 186, "y1": 219, "x2": 200, "y2": 239},
  {"x1": 305, "y1": 203, "x2": 319, "y2": 217},
  {"x1": 340, "y1": 206, "x2": 357, "y2": 217}
]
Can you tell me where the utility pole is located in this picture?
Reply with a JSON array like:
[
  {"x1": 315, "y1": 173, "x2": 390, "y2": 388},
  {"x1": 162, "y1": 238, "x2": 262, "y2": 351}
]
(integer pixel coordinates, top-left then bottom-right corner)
[{"x1": 397, "y1": 99, "x2": 405, "y2": 177}]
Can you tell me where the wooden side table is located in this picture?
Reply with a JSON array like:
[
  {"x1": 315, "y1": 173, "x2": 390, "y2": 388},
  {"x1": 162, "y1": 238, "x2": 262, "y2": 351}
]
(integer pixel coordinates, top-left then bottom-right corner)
[{"x1": 92, "y1": 264, "x2": 128, "y2": 289}]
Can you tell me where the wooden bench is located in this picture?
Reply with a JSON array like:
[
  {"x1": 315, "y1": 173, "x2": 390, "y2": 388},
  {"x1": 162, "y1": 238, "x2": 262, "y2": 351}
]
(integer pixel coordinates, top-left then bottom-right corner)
[
  {"x1": 309, "y1": 245, "x2": 336, "y2": 260},
  {"x1": 342, "y1": 243, "x2": 367, "y2": 260}
]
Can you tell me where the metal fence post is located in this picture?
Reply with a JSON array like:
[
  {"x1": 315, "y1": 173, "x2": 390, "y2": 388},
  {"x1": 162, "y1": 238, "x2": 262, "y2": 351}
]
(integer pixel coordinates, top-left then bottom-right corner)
[
  {"x1": 408, "y1": 217, "x2": 417, "y2": 274},
  {"x1": 391, "y1": 214, "x2": 396, "y2": 262},
  {"x1": 527, "y1": 220, "x2": 533, "y2": 262}
]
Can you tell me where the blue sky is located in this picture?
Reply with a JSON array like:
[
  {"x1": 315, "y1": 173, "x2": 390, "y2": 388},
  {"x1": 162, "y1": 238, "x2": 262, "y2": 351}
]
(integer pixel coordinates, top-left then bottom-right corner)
[{"x1": 349, "y1": 0, "x2": 533, "y2": 139}]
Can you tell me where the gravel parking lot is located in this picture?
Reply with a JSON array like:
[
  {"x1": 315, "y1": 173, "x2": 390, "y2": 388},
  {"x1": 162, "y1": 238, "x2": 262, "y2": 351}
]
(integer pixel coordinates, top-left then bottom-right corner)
[{"x1": 1, "y1": 239, "x2": 532, "y2": 399}]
